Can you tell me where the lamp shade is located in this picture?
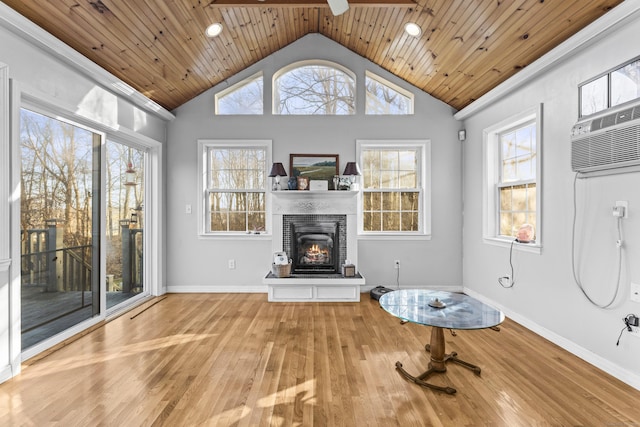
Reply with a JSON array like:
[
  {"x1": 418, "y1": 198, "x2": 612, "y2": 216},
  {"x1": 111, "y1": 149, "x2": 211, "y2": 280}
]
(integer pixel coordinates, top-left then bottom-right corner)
[
  {"x1": 343, "y1": 162, "x2": 361, "y2": 176},
  {"x1": 268, "y1": 162, "x2": 287, "y2": 177}
]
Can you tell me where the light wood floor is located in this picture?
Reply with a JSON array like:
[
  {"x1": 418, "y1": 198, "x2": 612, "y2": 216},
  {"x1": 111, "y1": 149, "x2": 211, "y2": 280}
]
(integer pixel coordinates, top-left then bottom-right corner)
[{"x1": 1, "y1": 293, "x2": 639, "y2": 426}]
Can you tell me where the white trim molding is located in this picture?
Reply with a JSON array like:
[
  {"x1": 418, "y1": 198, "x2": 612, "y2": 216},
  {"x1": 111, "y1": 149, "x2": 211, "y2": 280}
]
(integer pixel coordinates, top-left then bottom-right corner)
[
  {"x1": 0, "y1": 63, "x2": 8, "y2": 261},
  {"x1": 0, "y1": 62, "x2": 17, "y2": 384}
]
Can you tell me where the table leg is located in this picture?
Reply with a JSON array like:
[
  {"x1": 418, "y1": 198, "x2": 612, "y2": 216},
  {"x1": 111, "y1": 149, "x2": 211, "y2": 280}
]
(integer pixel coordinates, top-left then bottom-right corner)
[{"x1": 395, "y1": 326, "x2": 482, "y2": 394}]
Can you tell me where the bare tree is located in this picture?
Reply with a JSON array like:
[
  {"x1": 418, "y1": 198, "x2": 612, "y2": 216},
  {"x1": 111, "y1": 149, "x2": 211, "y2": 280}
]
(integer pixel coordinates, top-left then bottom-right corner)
[
  {"x1": 276, "y1": 65, "x2": 355, "y2": 115},
  {"x1": 21, "y1": 111, "x2": 93, "y2": 248}
]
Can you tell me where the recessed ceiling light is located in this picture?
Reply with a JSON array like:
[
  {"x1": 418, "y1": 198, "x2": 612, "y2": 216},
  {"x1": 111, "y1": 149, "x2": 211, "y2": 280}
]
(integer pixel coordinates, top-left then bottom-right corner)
[
  {"x1": 206, "y1": 23, "x2": 223, "y2": 38},
  {"x1": 404, "y1": 22, "x2": 422, "y2": 38}
]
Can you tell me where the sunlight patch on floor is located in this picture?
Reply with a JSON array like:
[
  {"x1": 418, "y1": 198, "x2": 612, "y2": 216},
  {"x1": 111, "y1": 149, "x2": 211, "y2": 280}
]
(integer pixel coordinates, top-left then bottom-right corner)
[
  {"x1": 21, "y1": 334, "x2": 215, "y2": 377},
  {"x1": 206, "y1": 378, "x2": 317, "y2": 425}
]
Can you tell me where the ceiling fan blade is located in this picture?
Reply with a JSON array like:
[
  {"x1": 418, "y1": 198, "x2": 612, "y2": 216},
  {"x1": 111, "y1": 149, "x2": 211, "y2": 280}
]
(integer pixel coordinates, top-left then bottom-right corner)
[{"x1": 327, "y1": 0, "x2": 349, "y2": 15}]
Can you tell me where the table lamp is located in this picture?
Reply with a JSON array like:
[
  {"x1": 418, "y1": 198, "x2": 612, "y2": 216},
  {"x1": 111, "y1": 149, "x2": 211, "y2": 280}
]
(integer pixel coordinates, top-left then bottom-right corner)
[
  {"x1": 268, "y1": 162, "x2": 287, "y2": 191},
  {"x1": 343, "y1": 162, "x2": 361, "y2": 190}
]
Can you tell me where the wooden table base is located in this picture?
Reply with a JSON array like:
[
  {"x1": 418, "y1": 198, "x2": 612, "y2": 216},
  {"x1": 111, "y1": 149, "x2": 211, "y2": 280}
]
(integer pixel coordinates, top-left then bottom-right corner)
[{"x1": 395, "y1": 326, "x2": 482, "y2": 394}]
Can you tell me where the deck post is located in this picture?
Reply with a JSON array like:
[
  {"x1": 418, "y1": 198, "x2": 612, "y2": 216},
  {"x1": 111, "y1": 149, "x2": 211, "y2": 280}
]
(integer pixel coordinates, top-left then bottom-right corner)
[
  {"x1": 46, "y1": 219, "x2": 63, "y2": 292},
  {"x1": 120, "y1": 220, "x2": 131, "y2": 293}
]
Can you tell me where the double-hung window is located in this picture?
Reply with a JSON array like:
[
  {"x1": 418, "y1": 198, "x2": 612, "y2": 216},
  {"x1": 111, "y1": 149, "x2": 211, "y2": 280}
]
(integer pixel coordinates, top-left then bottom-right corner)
[
  {"x1": 358, "y1": 140, "x2": 430, "y2": 237},
  {"x1": 483, "y1": 105, "x2": 541, "y2": 249},
  {"x1": 498, "y1": 121, "x2": 537, "y2": 238},
  {"x1": 198, "y1": 140, "x2": 271, "y2": 236}
]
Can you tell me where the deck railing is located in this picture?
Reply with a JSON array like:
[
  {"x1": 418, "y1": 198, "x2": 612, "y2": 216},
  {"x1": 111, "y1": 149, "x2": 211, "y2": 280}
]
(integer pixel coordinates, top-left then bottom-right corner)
[
  {"x1": 21, "y1": 223, "x2": 92, "y2": 292},
  {"x1": 21, "y1": 221, "x2": 142, "y2": 293},
  {"x1": 21, "y1": 221, "x2": 143, "y2": 335}
]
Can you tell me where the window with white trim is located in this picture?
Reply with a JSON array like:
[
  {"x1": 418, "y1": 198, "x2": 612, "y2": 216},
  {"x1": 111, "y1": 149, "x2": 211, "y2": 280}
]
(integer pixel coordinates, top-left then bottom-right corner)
[
  {"x1": 483, "y1": 105, "x2": 541, "y2": 247},
  {"x1": 215, "y1": 73, "x2": 263, "y2": 115},
  {"x1": 198, "y1": 140, "x2": 271, "y2": 235},
  {"x1": 579, "y1": 56, "x2": 640, "y2": 117},
  {"x1": 358, "y1": 140, "x2": 430, "y2": 237},
  {"x1": 273, "y1": 61, "x2": 355, "y2": 115},
  {"x1": 365, "y1": 71, "x2": 413, "y2": 115}
]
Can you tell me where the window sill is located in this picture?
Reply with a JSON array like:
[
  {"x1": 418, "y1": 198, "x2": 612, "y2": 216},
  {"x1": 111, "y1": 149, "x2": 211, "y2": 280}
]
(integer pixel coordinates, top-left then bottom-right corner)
[
  {"x1": 483, "y1": 237, "x2": 541, "y2": 254},
  {"x1": 198, "y1": 233, "x2": 272, "y2": 240},
  {"x1": 358, "y1": 233, "x2": 432, "y2": 241}
]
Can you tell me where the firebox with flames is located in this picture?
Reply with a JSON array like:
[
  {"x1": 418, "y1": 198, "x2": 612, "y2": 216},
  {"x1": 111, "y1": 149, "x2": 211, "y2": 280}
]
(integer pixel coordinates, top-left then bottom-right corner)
[{"x1": 301, "y1": 243, "x2": 330, "y2": 264}]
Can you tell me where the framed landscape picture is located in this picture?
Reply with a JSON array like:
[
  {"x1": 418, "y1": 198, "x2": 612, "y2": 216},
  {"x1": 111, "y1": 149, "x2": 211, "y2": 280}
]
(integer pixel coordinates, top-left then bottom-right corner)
[{"x1": 290, "y1": 154, "x2": 339, "y2": 189}]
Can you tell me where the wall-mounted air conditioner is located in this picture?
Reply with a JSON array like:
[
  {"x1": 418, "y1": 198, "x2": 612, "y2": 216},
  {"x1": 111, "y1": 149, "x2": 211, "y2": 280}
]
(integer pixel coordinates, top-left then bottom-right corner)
[{"x1": 570, "y1": 101, "x2": 640, "y2": 173}]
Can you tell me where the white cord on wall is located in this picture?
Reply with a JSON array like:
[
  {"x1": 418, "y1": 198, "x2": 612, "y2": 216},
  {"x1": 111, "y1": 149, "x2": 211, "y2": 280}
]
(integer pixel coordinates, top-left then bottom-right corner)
[{"x1": 571, "y1": 173, "x2": 624, "y2": 309}]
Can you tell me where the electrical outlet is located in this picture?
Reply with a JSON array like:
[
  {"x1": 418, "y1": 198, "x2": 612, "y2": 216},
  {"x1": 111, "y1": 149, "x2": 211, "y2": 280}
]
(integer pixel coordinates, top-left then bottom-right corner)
[
  {"x1": 228, "y1": 259, "x2": 236, "y2": 269},
  {"x1": 624, "y1": 314, "x2": 640, "y2": 338},
  {"x1": 185, "y1": 204, "x2": 192, "y2": 214},
  {"x1": 614, "y1": 201, "x2": 628, "y2": 218},
  {"x1": 394, "y1": 260, "x2": 400, "y2": 269},
  {"x1": 498, "y1": 275, "x2": 511, "y2": 287}
]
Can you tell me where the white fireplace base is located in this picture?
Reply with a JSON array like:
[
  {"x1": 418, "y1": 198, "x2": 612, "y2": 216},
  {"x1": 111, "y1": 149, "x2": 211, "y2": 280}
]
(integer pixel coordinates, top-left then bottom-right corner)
[
  {"x1": 269, "y1": 191, "x2": 364, "y2": 302},
  {"x1": 264, "y1": 274, "x2": 365, "y2": 302}
]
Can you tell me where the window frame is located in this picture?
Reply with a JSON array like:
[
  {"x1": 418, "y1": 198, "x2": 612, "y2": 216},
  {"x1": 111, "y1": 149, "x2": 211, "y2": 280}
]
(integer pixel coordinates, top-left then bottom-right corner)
[
  {"x1": 483, "y1": 105, "x2": 542, "y2": 252},
  {"x1": 214, "y1": 72, "x2": 264, "y2": 115},
  {"x1": 197, "y1": 139, "x2": 272, "y2": 238},
  {"x1": 579, "y1": 54, "x2": 640, "y2": 118},
  {"x1": 365, "y1": 71, "x2": 414, "y2": 115},
  {"x1": 272, "y1": 60, "x2": 356, "y2": 115},
  {"x1": 357, "y1": 139, "x2": 431, "y2": 240}
]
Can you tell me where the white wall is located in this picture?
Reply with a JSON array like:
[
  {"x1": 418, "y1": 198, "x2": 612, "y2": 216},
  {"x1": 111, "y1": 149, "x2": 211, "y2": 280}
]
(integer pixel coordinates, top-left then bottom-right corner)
[
  {"x1": 166, "y1": 34, "x2": 463, "y2": 292},
  {"x1": 461, "y1": 11, "x2": 640, "y2": 387}
]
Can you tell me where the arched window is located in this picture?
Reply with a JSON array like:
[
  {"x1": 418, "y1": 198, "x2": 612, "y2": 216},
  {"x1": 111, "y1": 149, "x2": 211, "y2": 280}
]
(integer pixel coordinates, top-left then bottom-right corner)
[
  {"x1": 215, "y1": 72, "x2": 263, "y2": 115},
  {"x1": 365, "y1": 71, "x2": 413, "y2": 115},
  {"x1": 273, "y1": 61, "x2": 355, "y2": 115}
]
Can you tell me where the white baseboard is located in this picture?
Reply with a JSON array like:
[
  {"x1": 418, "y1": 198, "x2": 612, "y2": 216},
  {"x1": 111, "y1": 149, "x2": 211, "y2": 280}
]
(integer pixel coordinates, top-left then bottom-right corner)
[
  {"x1": 0, "y1": 364, "x2": 12, "y2": 384},
  {"x1": 463, "y1": 287, "x2": 640, "y2": 391},
  {"x1": 166, "y1": 285, "x2": 268, "y2": 293},
  {"x1": 360, "y1": 284, "x2": 464, "y2": 293},
  {"x1": 168, "y1": 284, "x2": 465, "y2": 294}
]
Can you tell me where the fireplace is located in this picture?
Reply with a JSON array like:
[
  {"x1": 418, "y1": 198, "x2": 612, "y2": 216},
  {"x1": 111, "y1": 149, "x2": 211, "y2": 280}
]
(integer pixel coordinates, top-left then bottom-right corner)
[
  {"x1": 291, "y1": 222, "x2": 339, "y2": 274},
  {"x1": 283, "y1": 214, "x2": 347, "y2": 275},
  {"x1": 267, "y1": 191, "x2": 364, "y2": 301}
]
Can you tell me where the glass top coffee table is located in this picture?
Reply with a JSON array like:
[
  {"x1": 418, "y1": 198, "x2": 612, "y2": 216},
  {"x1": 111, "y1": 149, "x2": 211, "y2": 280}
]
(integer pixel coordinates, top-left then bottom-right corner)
[{"x1": 379, "y1": 289, "x2": 504, "y2": 394}]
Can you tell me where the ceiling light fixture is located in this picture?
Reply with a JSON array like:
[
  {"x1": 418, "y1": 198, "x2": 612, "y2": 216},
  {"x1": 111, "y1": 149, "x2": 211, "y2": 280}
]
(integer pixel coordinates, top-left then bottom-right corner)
[
  {"x1": 327, "y1": 0, "x2": 349, "y2": 16},
  {"x1": 205, "y1": 23, "x2": 223, "y2": 38},
  {"x1": 404, "y1": 22, "x2": 422, "y2": 38}
]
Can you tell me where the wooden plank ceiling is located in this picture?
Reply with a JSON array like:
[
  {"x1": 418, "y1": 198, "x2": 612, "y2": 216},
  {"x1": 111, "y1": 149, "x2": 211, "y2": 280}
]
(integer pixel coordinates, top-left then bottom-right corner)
[{"x1": 2, "y1": 0, "x2": 623, "y2": 112}]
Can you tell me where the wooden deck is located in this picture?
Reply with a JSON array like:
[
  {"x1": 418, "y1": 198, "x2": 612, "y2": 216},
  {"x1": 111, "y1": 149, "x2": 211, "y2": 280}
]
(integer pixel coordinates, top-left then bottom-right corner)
[
  {"x1": 2, "y1": 293, "x2": 640, "y2": 425},
  {"x1": 21, "y1": 285, "x2": 137, "y2": 349}
]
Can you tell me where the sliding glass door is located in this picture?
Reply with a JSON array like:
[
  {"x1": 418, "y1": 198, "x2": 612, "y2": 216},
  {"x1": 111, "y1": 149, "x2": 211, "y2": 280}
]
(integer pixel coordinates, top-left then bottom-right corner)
[
  {"x1": 20, "y1": 108, "x2": 101, "y2": 349},
  {"x1": 105, "y1": 141, "x2": 146, "y2": 309},
  {"x1": 19, "y1": 109, "x2": 151, "y2": 350}
]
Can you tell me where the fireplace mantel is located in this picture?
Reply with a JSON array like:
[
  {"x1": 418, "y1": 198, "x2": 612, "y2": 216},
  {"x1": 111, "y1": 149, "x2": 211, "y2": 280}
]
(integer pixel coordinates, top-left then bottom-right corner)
[
  {"x1": 266, "y1": 190, "x2": 364, "y2": 302},
  {"x1": 272, "y1": 190, "x2": 358, "y2": 196},
  {"x1": 271, "y1": 190, "x2": 358, "y2": 215}
]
